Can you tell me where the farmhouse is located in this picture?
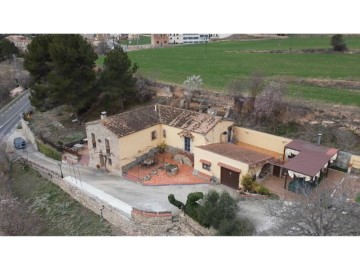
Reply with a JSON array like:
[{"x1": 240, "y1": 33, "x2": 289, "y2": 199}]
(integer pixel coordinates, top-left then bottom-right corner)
[
  {"x1": 86, "y1": 104, "x2": 234, "y2": 175},
  {"x1": 85, "y1": 104, "x2": 341, "y2": 191}
]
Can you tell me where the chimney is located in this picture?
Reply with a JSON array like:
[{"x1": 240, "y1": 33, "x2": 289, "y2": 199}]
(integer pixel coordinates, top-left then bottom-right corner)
[
  {"x1": 101, "y1": 111, "x2": 107, "y2": 120},
  {"x1": 317, "y1": 133, "x2": 322, "y2": 145},
  {"x1": 154, "y1": 104, "x2": 157, "y2": 112}
]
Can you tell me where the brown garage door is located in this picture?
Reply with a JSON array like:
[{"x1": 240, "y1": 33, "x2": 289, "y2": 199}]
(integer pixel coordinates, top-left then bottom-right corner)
[{"x1": 221, "y1": 167, "x2": 240, "y2": 189}]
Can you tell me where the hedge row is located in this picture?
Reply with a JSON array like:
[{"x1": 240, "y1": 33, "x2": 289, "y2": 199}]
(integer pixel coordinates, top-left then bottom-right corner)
[{"x1": 37, "y1": 141, "x2": 62, "y2": 161}]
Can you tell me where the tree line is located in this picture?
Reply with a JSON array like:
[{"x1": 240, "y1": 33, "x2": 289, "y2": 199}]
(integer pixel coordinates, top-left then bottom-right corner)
[{"x1": 23, "y1": 34, "x2": 144, "y2": 123}]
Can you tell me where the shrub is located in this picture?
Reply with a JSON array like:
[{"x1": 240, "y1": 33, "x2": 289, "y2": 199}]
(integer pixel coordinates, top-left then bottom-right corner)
[
  {"x1": 241, "y1": 174, "x2": 254, "y2": 191},
  {"x1": 157, "y1": 141, "x2": 167, "y2": 153},
  {"x1": 197, "y1": 190, "x2": 238, "y2": 230},
  {"x1": 37, "y1": 141, "x2": 61, "y2": 161},
  {"x1": 356, "y1": 193, "x2": 360, "y2": 203},
  {"x1": 168, "y1": 194, "x2": 185, "y2": 209},
  {"x1": 216, "y1": 218, "x2": 254, "y2": 236},
  {"x1": 252, "y1": 182, "x2": 271, "y2": 195},
  {"x1": 185, "y1": 192, "x2": 204, "y2": 222}
]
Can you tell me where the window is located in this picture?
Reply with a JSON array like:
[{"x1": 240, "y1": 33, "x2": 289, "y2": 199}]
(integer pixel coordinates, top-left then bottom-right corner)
[
  {"x1": 163, "y1": 130, "x2": 166, "y2": 138},
  {"x1": 105, "y1": 139, "x2": 110, "y2": 155},
  {"x1": 108, "y1": 158, "x2": 112, "y2": 166},
  {"x1": 202, "y1": 163, "x2": 211, "y2": 171},
  {"x1": 91, "y1": 133, "x2": 96, "y2": 148},
  {"x1": 184, "y1": 137, "x2": 191, "y2": 152},
  {"x1": 157, "y1": 41, "x2": 159, "y2": 44},
  {"x1": 151, "y1": 131, "x2": 157, "y2": 140},
  {"x1": 164, "y1": 41, "x2": 167, "y2": 44}
]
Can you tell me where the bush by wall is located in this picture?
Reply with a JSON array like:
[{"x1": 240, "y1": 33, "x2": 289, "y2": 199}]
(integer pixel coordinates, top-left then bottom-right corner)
[
  {"x1": 241, "y1": 173, "x2": 271, "y2": 196},
  {"x1": 37, "y1": 141, "x2": 62, "y2": 161}
]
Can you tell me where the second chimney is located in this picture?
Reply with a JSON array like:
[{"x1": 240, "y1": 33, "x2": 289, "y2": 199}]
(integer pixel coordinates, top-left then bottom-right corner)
[{"x1": 101, "y1": 111, "x2": 107, "y2": 120}]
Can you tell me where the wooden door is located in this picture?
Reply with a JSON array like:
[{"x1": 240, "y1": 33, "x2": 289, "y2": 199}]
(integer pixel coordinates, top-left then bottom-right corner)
[
  {"x1": 273, "y1": 165, "x2": 281, "y2": 177},
  {"x1": 221, "y1": 167, "x2": 240, "y2": 189}
]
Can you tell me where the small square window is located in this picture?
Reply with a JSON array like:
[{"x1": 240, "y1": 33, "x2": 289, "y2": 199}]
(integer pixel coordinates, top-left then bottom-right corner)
[
  {"x1": 108, "y1": 158, "x2": 112, "y2": 165},
  {"x1": 151, "y1": 131, "x2": 157, "y2": 140},
  {"x1": 202, "y1": 163, "x2": 211, "y2": 171},
  {"x1": 163, "y1": 130, "x2": 166, "y2": 138}
]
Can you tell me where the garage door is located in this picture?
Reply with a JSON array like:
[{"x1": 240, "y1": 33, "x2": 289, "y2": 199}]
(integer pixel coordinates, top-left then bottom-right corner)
[{"x1": 221, "y1": 167, "x2": 240, "y2": 189}]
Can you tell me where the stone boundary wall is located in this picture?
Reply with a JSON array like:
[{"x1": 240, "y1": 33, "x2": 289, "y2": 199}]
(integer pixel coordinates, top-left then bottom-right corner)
[
  {"x1": 179, "y1": 214, "x2": 216, "y2": 236},
  {"x1": 132, "y1": 208, "x2": 173, "y2": 225},
  {"x1": 21, "y1": 119, "x2": 38, "y2": 150},
  {"x1": 24, "y1": 159, "x2": 139, "y2": 235}
]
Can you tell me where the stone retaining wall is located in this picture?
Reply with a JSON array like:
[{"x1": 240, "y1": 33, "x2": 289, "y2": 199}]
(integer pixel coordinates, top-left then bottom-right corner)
[
  {"x1": 132, "y1": 208, "x2": 173, "y2": 225},
  {"x1": 21, "y1": 158, "x2": 204, "y2": 235},
  {"x1": 21, "y1": 119, "x2": 38, "y2": 150}
]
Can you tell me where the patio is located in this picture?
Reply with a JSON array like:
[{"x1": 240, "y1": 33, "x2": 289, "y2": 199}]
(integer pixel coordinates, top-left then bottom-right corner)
[
  {"x1": 124, "y1": 152, "x2": 211, "y2": 186},
  {"x1": 258, "y1": 168, "x2": 358, "y2": 201}
]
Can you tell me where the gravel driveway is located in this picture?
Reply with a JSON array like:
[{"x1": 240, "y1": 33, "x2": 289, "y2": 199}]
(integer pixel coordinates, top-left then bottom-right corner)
[{"x1": 237, "y1": 200, "x2": 278, "y2": 235}]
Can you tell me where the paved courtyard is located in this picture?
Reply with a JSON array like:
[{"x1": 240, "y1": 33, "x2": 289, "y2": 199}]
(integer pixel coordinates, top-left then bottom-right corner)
[{"x1": 125, "y1": 152, "x2": 210, "y2": 186}]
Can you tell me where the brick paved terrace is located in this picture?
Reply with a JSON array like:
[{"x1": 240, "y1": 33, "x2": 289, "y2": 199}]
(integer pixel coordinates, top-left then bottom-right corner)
[{"x1": 124, "y1": 152, "x2": 210, "y2": 186}]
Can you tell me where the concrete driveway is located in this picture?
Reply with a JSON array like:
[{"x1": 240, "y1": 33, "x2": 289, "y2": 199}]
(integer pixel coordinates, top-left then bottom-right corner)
[{"x1": 7, "y1": 129, "x2": 238, "y2": 213}]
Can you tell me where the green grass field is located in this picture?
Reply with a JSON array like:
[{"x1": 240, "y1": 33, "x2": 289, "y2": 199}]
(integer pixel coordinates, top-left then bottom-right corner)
[
  {"x1": 287, "y1": 84, "x2": 360, "y2": 107},
  {"x1": 118, "y1": 35, "x2": 151, "y2": 46},
  {"x1": 96, "y1": 35, "x2": 360, "y2": 106},
  {"x1": 126, "y1": 36, "x2": 360, "y2": 89}
]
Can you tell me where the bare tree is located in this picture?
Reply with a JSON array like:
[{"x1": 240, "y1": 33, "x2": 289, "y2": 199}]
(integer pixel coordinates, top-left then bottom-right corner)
[
  {"x1": 97, "y1": 41, "x2": 111, "y2": 55},
  {"x1": 254, "y1": 81, "x2": 286, "y2": 118},
  {"x1": 266, "y1": 185, "x2": 360, "y2": 236},
  {"x1": 248, "y1": 71, "x2": 265, "y2": 99}
]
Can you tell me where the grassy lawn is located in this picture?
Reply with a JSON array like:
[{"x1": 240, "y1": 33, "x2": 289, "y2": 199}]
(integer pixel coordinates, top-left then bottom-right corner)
[
  {"x1": 118, "y1": 35, "x2": 151, "y2": 46},
  {"x1": 127, "y1": 39, "x2": 360, "y2": 89},
  {"x1": 95, "y1": 35, "x2": 360, "y2": 106},
  {"x1": 96, "y1": 55, "x2": 106, "y2": 66},
  {"x1": 10, "y1": 164, "x2": 115, "y2": 235},
  {"x1": 287, "y1": 84, "x2": 360, "y2": 107}
]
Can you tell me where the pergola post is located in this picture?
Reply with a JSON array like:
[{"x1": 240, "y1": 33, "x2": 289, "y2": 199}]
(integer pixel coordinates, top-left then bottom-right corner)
[{"x1": 284, "y1": 172, "x2": 288, "y2": 189}]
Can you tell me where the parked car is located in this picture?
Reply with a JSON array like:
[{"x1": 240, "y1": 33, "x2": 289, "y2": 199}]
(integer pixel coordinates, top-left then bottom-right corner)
[{"x1": 14, "y1": 137, "x2": 26, "y2": 149}]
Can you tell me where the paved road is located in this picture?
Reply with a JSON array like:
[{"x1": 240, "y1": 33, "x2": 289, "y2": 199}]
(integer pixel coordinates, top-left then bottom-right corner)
[{"x1": 0, "y1": 91, "x2": 32, "y2": 138}]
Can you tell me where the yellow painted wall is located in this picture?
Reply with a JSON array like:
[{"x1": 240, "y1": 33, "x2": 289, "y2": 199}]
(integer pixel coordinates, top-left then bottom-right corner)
[
  {"x1": 350, "y1": 154, "x2": 360, "y2": 169},
  {"x1": 162, "y1": 125, "x2": 206, "y2": 152},
  {"x1": 205, "y1": 120, "x2": 234, "y2": 144},
  {"x1": 118, "y1": 125, "x2": 162, "y2": 167},
  {"x1": 234, "y1": 127, "x2": 292, "y2": 158},
  {"x1": 194, "y1": 146, "x2": 249, "y2": 188}
]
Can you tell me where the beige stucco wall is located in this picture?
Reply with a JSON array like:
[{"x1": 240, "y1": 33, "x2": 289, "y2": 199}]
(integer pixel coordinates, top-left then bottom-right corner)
[
  {"x1": 86, "y1": 119, "x2": 235, "y2": 172},
  {"x1": 234, "y1": 127, "x2": 292, "y2": 158},
  {"x1": 204, "y1": 120, "x2": 234, "y2": 144},
  {"x1": 162, "y1": 125, "x2": 206, "y2": 153},
  {"x1": 86, "y1": 121, "x2": 121, "y2": 174},
  {"x1": 193, "y1": 146, "x2": 249, "y2": 189},
  {"x1": 118, "y1": 125, "x2": 162, "y2": 167},
  {"x1": 350, "y1": 154, "x2": 360, "y2": 169}
]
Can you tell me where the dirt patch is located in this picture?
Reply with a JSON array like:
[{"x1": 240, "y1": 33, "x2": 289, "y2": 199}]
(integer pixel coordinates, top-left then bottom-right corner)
[
  {"x1": 222, "y1": 34, "x2": 288, "y2": 41},
  {"x1": 28, "y1": 105, "x2": 86, "y2": 146}
]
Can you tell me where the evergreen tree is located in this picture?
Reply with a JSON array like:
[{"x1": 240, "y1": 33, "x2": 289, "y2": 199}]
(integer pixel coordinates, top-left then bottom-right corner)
[
  {"x1": 0, "y1": 38, "x2": 19, "y2": 61},
  {"x1": 99, "y1": 45, "x2": 138, "y2": 111}
]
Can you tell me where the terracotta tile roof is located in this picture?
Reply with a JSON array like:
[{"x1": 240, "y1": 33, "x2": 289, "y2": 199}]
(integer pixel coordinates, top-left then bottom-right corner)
[
  {"x1": 217, "y1": 162, "x2": 241, "y2": 173},
  {"x1": 198, "y1": 143, "x2": 273, "y2": 165},
  {"x1": 97, "y1": 105, "x2": 222, "y2": 138},
  {"x1": 283, "y1": 140, "x2": 339, "y2": 177},
  {"x1": 200, "y1": 159, "x2": 211, "y2": 165}
]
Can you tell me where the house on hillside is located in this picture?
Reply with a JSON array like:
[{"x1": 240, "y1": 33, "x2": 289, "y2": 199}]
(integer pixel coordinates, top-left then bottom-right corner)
[
  {"x1": 85, "y1": 105, "x2": 342, "y2": 192},
  {"x1": 5, "y1": 35, "x2": 32, "y2": 52},
  {"x1": 85, "y1": 105, "x2": 234, "y2": 175},
  {"x1": 151, "y1": 34, "x2": 168, "y2": 47}
]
